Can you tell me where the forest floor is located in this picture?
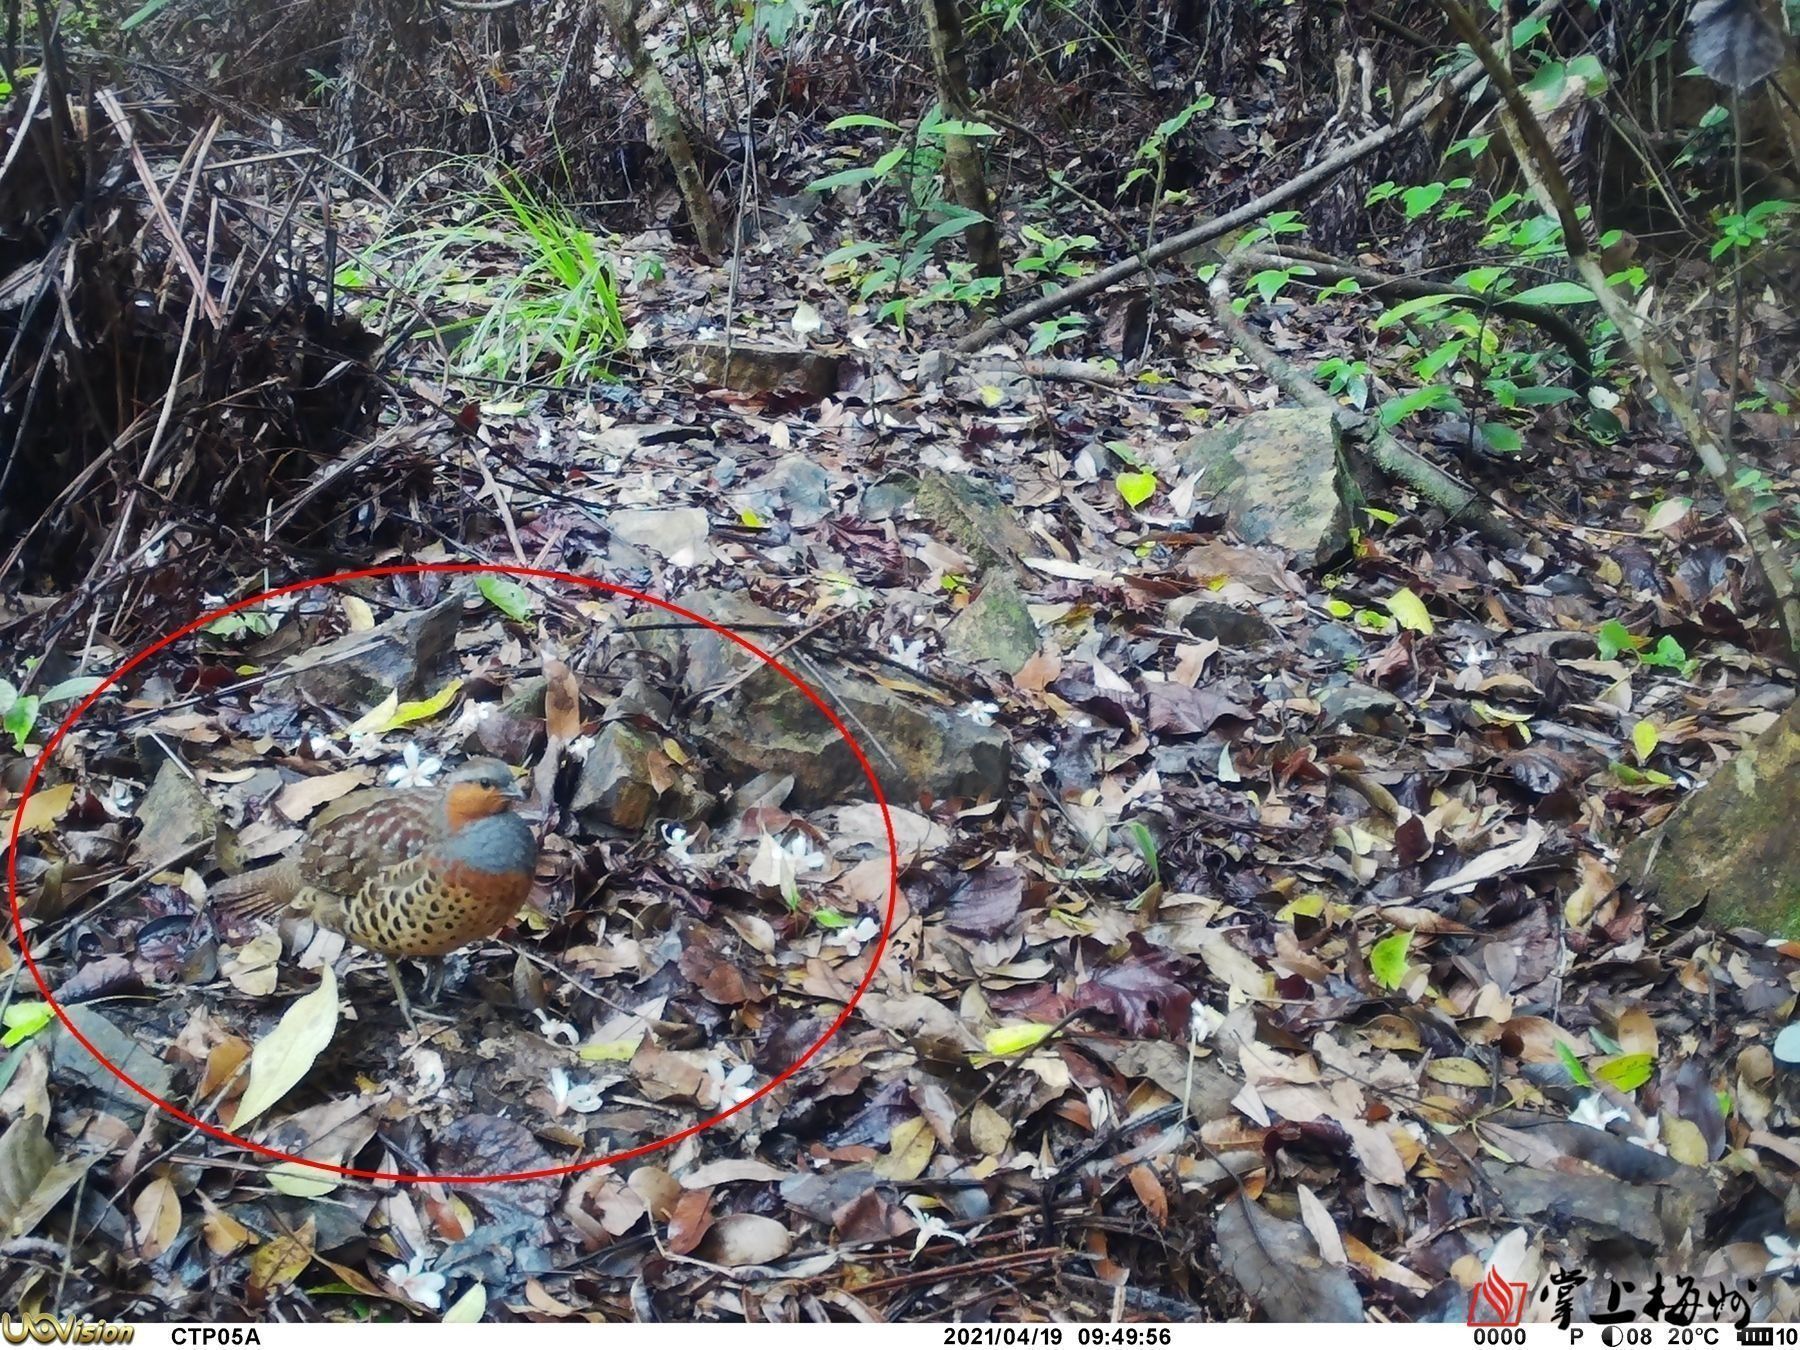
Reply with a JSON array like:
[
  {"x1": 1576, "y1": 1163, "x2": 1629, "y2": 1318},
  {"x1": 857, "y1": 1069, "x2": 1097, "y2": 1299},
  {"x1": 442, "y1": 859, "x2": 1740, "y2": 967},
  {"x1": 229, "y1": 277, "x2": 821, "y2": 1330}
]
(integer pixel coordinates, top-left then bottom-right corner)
[{"x1": 3, "y1": 22, "x2": 1800, "y2": 1325}]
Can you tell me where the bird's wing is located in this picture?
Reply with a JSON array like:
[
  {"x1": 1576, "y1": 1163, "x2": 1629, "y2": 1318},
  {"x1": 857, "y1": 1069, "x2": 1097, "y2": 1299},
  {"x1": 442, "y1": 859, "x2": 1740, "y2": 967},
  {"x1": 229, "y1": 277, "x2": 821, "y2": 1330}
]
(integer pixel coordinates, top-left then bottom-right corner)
[{"x1": 300, "y1": 793, "x2": 436, "y2": 894}]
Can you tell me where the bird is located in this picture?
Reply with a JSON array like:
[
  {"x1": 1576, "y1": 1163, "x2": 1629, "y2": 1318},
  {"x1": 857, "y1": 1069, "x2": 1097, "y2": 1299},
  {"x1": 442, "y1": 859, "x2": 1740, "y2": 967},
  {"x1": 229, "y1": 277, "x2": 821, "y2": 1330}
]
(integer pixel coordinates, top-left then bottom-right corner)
[{"x1": 208, "y1": 757, "x2": 538, "y2": 1026}]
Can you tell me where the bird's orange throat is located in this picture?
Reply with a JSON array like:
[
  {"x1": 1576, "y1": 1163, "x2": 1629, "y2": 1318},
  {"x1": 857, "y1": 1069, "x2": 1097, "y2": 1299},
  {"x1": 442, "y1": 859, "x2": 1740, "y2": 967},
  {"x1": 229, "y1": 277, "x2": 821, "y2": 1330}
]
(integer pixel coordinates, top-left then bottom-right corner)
[{"x1": 444, "y1": 781, "x2": 511, "y2": 833}]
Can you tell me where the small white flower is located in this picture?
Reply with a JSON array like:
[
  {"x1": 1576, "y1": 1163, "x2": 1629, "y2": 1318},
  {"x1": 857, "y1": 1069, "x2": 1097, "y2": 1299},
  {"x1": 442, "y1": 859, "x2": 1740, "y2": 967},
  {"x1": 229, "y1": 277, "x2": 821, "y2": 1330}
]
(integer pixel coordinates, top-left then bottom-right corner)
[
  {"x1": 904, "y1": 1198, "x2": 972, "y2": 1259},
  {"x1": 409, "y1": 1048, "x2": 446, "y2": 1099},
  {"x1": 385, "y1": 744, "x2": 442, "y2": 788},
  {"x1": 386, "y1": 1252, "x2": 445, "y2": 1309},
  {"x1": 1189, "y1": 1003, "x2": 1224, "y2": 1045},
  {"x1": 1018, "y1": 743, "x2": 1053, "y2": 780},
  {"x1": 784, "y1": 835, "x2": 826, "y2": 874},
  {"x1": 451, "y1": 701, "x2": 497, "y2": 736},
  {"x1": 547, "y1": 1067, "x2": 606, "y2": 1116},
  {"x1": 1764, "y1": 1234, "x2": 1800, "y2": 1276},
  {"x1": 706, "y1": 1058, "x2": 758, "y2": 1109},
  {"x1": 889, "y1": 634, "x2": 927, "y2": 670},
  {"x1": 1626, "y1": 1114, "x2": 1666, "y2": 1155},
  {"x1": 568, "y1": 734, "x2": 596, "y2": 761},
  {"x1": 829, "y1": 916, "x2": 880, "y2": 955},
  {"x1": 959, "y1": 701, "x2": 999, "y2": 727},
  {"x1": 533, "y1": 1008, "x2": 579, "y2": 1045},
  {"x1": 662, "y1": 822, "x2": 695, "y2": 865},
  {"x1": 1569, "y1": 1094, "x2": 1629, "y2": 1131}
]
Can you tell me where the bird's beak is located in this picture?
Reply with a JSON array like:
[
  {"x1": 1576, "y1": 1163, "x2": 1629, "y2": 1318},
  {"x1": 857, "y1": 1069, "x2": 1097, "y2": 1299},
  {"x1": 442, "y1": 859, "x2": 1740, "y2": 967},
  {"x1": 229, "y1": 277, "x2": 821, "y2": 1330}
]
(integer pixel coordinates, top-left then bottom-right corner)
[{"x1": 502, "y1": 775, "x2": 527, "y2": 799}]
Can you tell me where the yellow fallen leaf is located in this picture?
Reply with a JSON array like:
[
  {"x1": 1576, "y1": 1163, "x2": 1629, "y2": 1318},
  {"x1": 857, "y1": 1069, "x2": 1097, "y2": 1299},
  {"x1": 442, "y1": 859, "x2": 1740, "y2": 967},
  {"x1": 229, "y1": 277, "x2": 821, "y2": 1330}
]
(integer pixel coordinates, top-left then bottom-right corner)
[
  {"x1": 131, "y1": 1176, "x2": 181, "y2": 1259},
  {"x1": 1661, "y1": 1115, "x2": 1708, "y2": 1167},
  {"x1": 578, "y1": 1036, "x2": 643, "y2": 1062},
  {"x1": 3, "y1": 781, "x2": 75, "y2": 837},
  {"x1": 1424, "y1": 1057, "x2": 1491, "y2": 1086},
  {"x1": 347, "y1": 691, "x2": 399, "y2": 736},
  {"x1": 247, "y1": 1216, "x2": 315, "y2": 1298},
  {"x1": 1384, "y1": 587, "x2": 1435, "y2": 635},
  {"x1": 341, "y1": 595, "x2": 376, "y2": 632},
  {"x1": 232, "y1": 966, "x2": 339, "y2": 1129},
  {"x1": 443, "y1": 1283, "x2": 487, "y2": 1323},
  {"x1": 269, "y1": 1161, "x2": 337, "y2": 1198},
  {"x1": 873, "y1": 1115, "x2": 935, "y2": 1181}
]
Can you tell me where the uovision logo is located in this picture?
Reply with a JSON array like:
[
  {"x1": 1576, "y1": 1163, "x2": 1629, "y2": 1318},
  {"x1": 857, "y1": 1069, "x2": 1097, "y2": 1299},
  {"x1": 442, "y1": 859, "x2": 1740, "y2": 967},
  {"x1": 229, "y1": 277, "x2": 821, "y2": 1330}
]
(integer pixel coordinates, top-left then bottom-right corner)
[{"x1": 1, "y1": 1316, "x2": 134, "y2": 1345}]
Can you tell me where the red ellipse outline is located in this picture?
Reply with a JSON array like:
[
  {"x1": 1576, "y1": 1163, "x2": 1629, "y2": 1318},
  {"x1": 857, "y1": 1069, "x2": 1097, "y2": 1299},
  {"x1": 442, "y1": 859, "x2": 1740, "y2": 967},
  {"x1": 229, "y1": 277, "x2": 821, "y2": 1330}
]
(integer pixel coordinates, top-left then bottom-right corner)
[{"x1": 5, "y1": 563, "x2": 900, "y2": 1184}]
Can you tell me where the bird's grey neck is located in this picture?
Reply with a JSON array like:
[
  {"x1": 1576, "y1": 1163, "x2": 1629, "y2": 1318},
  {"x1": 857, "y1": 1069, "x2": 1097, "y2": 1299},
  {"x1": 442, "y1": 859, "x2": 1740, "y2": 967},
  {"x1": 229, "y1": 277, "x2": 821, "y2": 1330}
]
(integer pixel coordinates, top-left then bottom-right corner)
[{"x1": 441, "y1": 812, "x2": 536, "y2": 873}]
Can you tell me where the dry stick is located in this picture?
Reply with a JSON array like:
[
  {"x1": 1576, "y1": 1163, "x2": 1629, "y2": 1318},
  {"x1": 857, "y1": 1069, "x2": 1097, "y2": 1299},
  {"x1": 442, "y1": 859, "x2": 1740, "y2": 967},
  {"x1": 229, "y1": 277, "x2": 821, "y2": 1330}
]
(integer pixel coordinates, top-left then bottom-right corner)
[
  {"x1": 1436, "y1": 0, "x2": 1800, "y2": 665},
  {"x1": 1207, "y1": 245, "x2": 1527, "y2": 550},
  {"x1": 94, "y1": 91, "x2": 223, "y2": 328},
  {"x1": 954, "y1": 0, "x2": 1564, "y2": 353}
]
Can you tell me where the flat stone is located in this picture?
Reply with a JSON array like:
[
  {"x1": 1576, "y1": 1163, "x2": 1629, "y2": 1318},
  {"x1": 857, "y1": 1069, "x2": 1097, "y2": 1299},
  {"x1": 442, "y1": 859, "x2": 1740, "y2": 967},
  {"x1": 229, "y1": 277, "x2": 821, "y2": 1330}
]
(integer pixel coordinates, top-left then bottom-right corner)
[
  {"x1": 287, "y1": 595, "x2": 463, "y2": 707},
  {"x1": 632, "y1": 591, "x2": 1010, "y2": 809},
  {"x1": 1317, "y1": 680, "x2": 1408, "y2": 737},
  {"x1": 131, "y1": 759, "x2": 218, "y2": 865},
  {"x1": 1169, "y1": 595, "x2": 1277, "y2": 647}
]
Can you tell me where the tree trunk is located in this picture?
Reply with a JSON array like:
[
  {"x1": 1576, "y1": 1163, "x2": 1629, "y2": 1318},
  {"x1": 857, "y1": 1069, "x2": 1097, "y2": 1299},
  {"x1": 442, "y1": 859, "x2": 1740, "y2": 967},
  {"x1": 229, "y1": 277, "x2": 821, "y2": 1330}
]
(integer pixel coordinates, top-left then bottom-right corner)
[
  {"x1": 917, "y1": 0, "x2": 1003, "y2": 281},
  {"x1": 597, "y1": 0, "x2": 727, "y2": 260}
]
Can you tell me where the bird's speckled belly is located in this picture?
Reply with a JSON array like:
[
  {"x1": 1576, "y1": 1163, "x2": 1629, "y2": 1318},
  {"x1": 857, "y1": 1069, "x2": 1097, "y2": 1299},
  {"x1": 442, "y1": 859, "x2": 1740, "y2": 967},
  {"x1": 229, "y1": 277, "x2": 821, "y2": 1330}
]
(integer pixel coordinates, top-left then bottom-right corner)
[{"x1": 341, "y1": 861, "x2": 531, "y2": 958}]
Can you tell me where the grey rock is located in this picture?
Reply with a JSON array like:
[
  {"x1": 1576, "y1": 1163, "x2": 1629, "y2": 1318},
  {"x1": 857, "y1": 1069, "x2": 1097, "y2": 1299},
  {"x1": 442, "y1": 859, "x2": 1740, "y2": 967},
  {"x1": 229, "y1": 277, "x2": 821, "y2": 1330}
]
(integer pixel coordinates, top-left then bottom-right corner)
[{"x1": 1177, "y1": 407, "x2": 1350, "y2": 566}]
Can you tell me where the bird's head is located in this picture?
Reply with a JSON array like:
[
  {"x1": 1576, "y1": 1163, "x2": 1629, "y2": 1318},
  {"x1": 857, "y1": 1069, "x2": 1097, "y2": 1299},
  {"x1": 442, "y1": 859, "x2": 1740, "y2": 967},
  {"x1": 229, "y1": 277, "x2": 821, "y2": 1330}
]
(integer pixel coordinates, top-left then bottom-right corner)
[{"x1": 442, "y1": 757, "x2": 526, "y2": 832}]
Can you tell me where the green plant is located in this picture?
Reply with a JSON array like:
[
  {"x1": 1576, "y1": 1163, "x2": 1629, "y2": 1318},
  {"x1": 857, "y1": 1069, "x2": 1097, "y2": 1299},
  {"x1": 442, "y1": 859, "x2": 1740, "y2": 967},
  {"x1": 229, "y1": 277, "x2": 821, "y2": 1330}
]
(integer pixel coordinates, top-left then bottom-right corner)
[
  {"x1": 1595, "y1": 619, "x2": 1695, "y2": 675},
  {"x1": 810, "y1": 107, "x2": 998, "y2": 327},
  {"x1": 1016, "y1": 226, "x2": 1097, "y2": 283},
  {"x1": 350, "y1": 166, "x2": 627, "y2": 388}
]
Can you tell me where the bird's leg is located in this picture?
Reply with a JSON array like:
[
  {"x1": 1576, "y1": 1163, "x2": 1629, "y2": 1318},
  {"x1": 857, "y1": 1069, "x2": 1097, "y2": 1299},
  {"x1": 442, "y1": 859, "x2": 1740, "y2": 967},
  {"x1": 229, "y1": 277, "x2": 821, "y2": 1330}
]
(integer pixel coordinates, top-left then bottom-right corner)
[
  {"x1": 421, "y1": 959, "x2": 446, "y2": 1006},
  {"x1": 385, "y1": 956, "x2": 417, "y2": 1031}
]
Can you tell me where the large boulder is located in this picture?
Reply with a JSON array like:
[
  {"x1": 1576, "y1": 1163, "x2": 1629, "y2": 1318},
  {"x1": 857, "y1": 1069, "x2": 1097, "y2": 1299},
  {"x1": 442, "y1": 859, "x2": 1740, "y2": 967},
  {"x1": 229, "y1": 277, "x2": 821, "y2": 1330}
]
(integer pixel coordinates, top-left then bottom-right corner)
[
  {"x1": 1620, "y1": 698, "x2": 1800, "y2": 938},
  {"x1": 1176, "y1": 407, "x2": 1350, "y2": 566}
]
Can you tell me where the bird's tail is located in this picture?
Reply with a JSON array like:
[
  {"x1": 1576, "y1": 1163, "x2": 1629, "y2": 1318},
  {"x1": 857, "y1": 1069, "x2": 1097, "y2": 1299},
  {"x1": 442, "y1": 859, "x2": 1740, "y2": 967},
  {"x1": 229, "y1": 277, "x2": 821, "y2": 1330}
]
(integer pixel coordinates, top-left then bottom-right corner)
[{"x1": 208, "y1": 860, "x2": 303, "y2": 924}]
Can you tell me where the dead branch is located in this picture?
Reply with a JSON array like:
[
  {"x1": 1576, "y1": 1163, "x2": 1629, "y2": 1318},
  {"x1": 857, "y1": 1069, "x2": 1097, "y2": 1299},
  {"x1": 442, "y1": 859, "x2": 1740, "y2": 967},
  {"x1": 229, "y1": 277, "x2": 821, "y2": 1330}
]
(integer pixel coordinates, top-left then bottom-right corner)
[{"x1": 955, "y1": 0, "x2": 1563, "y2": 353}]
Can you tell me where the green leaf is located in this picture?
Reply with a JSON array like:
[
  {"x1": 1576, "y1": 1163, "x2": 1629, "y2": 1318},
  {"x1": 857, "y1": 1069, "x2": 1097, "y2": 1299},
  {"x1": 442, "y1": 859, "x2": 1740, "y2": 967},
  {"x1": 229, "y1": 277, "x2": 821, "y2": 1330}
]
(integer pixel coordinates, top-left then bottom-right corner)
[
  {"x1": 121, "y1": 0, "x2": 178, "y2": 31},
  {"x1": 1375, "y1": 293, "x2": 1460, "y2": 328},
  {"x1": 3, "y1": 694, "x2": 38, "y2": 751},
  {"x1": 1370, "y1": 930, "x2": 1412, "y2": 991},
  {"x1": 1, "y1": 1002, "x2": 55, "y2": 1048},
  {"x1": 1642, "y1": 635, "x2": 1689, "y2": 670},
  {"x1": 982, "y1": 1023, "x2": 1054, "y2": 1056},
  {"x1": 1556, "y1": 1040, "x2": 1593, "y2": 1087},
  {"x1": 40, "y1": 676, "x2": 106, "y2": 705},
  {"x1": 824, "y1": 114, "x2": 902, "y2": 132},
  {"x1": 1631, "y1": 719, "x2": 1658, "y2": 763},
  {"x1": 476, "y1": 576, "x2": 534, "y2": 622},
  {"x1": 1378, "y1": 384, "x2": 1462, "y2": 426},
  {"x1": 1593, "y1": 1052, "x2": 1654, "y2": 1093},
  {"x1": 1116, "y1": 471, "x2": 1157, "y2": 508},
  {"x1": 1595, "y1": 619, "x2": 1638, "y2": 661},
  {"x1": 1511, "y1": 281, "x2": 1596, "y2": 306},
  {"x1": 1480, "y1": 422, "x2": 1523, "y2": 454},
  {"x1": 1384, "y1": 587, "x2": 1435, "y2": 635}
]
